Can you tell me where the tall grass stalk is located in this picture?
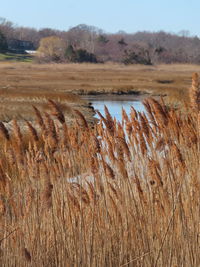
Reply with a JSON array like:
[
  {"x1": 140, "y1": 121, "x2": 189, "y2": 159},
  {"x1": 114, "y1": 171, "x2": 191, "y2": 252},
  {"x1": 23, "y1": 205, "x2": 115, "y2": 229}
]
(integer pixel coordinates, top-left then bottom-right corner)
[{"x1": 0, "y1": 75, "x2": 199, "y2": 266}]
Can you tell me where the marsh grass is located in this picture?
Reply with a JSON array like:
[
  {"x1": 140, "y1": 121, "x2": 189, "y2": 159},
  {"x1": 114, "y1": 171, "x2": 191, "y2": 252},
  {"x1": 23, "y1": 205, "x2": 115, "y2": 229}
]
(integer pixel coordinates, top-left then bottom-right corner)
[
  {"x1": 0, "y1": 87, "x2": 85, "y2": 122},
  {"x1": 0, "y1": 62, "x2": 199, "y2": 104},
  {"x1": 0, "y1": 75, "x2": 199, "y2": 266}
]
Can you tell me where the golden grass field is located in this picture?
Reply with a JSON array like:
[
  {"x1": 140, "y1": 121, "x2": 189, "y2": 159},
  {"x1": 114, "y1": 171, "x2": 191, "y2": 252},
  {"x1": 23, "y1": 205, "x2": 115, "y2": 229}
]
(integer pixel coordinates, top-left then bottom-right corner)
[{"x1": 0, "y1": 70, "x2": 199, "y2": 266}]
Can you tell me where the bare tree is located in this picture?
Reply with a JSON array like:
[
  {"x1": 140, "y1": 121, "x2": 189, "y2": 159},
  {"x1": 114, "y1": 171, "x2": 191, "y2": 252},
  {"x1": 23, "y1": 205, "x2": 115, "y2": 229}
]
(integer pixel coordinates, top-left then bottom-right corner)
[
  {"x1": 0, "y1": 17, "x2": 15, "y2": 39},
  {"x1": 1, "y1": 16, "x2": 200, "y2": 64}
]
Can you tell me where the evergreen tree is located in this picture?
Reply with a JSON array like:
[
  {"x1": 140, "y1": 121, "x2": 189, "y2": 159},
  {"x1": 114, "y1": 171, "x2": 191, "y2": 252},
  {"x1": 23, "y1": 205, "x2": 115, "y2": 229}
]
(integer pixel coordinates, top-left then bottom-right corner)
[
  {"x1": 65, "y1": 45, "x2": 97, "y2": 63},
  {"x1": 0, "y1": 31, "x2": 7, "y2": 52},
  {"x1": 75, "y1": 49, "x2": 97, "y2": 63},
  {"x1": 65, "y1": 45, "x2": 77, "y2": 62}
]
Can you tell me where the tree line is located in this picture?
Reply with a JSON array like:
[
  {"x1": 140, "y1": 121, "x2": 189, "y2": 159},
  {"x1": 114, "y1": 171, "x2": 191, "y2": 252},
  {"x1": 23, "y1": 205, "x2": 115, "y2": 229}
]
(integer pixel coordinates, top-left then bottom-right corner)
[{"x1": 1, "y1": 17, "x2": 200, "y2": 64}]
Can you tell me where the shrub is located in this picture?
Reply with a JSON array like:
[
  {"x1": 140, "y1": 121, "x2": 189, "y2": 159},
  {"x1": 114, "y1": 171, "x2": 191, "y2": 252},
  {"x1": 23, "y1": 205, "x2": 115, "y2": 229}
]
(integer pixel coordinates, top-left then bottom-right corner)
[
  {"x1": 123, "y1": 49, "x2": 152, "y2": 65},
  {"x1": 65, "y1": 45, "x2": 98, "y2": 63}
]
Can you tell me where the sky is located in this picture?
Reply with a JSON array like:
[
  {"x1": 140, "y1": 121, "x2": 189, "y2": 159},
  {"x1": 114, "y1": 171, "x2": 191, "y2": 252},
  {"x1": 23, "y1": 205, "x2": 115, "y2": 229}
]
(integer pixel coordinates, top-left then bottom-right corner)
[{"x1": 1, "y1": 0, "x2": 200, "y2": 36}]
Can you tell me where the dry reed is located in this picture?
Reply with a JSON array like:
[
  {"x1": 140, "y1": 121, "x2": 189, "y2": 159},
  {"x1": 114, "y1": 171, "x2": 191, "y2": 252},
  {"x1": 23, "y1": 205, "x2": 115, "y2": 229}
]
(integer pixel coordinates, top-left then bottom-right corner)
[{"x1": 0, "y1": 74, "x2": 199, "y2": 266}]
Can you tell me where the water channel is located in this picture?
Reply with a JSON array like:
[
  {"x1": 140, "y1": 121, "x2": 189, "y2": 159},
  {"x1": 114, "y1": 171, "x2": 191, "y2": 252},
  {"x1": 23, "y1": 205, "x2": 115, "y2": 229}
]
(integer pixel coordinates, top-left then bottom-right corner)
[{"x1": 83, "y1": 95, "x2": 146, "y2": 122}]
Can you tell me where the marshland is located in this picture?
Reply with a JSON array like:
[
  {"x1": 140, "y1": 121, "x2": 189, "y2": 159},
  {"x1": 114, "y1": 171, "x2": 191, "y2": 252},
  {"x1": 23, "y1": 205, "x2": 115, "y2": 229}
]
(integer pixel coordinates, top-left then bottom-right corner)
[
  {"x1": 0, "y1": 60, "x2": 199, "y2": 266},
  {"x1": 1, "y1": 1, "x2": 200, "y2": 264},
  {"x1": 0, "y1": 62, "x2": 200, "y2": 122}
]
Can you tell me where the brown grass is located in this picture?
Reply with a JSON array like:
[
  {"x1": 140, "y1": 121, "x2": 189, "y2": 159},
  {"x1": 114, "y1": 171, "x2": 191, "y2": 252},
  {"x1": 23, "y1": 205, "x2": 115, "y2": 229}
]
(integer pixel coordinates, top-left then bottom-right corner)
[
  {"x1": 1, "y1": 62, "x2": 200, "y2": 103},
  {"x1": 0, "y1": 88, "x2": 87, "y2": 122},
  {"x1": 0, "y1": 73, "x2": 199, "y2": 266},
  {"x1": 0, "y1": 62, "x2": 95, "y2": 122}
]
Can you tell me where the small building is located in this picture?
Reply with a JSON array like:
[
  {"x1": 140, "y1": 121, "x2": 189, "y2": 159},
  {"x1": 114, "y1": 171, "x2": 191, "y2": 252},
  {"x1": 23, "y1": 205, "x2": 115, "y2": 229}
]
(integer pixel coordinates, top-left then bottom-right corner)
[{"x1": 7, "y1": 39, "x2": 34, "y2": 52}]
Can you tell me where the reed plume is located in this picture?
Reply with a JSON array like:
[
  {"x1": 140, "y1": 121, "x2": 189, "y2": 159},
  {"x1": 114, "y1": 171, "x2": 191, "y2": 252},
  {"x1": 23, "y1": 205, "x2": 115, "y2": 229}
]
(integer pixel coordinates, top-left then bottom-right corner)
[
  {"x1": 190, "y1": 73, "x2": 200, "y2": 112},
  {"x1": 12, "y1": 119, "x2": 23, "y2": 146},
  {"x1": 97, "y1": 110, "x2": 114, "y2": 136},
  {"x1": 25, "y1": 120, "x2": 39, "y2": 142},
  {"x1": 105, "y1": 162, "x2": 115, "y2": 180},
  {"x1": 0, "y1": 165, "x2": 8, "y2": 194},
  {"x1": 33, "y1": 105, "x2": 45, "y2": 131},
  {"x1": 116, "y1": 136, "x2": 131, "y2": 161},
  {"x1": 104, "y1": 105, "x2": 113, "y2": 123},
  {"x1": 149, "y1": 98, "x2": 168, "y2": 126},
  {"x1": 92, "y1": 135, "x2": 101, "y2": 154},
  {"x1": 0, "y1": 196, "x2": 6, "y2": 215},
  {"x1": 74, "y1": 109, "x2": 88, "y2": 128},
  {"x1": 48, "y1": 99, "x2": 66, "y2": 124},
  {"x1": 44, "y1": 112, "x2": 58, "y2": 148},
  {"x1": 0, "y1": 122, "x2": 10, "y2": 141},
  {"x1": 42, "y1": 176, "x2": 53, "y2": 210},
  {"x1": 0, "y1": 92, "x2": 199, "y2": 267},
  {"x1": 122, "y1": 107, "x2": 129, "y2": 122}
]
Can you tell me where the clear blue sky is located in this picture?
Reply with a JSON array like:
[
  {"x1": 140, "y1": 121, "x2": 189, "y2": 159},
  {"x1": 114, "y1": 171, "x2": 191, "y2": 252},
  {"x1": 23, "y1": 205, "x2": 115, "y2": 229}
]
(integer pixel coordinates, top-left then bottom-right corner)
[{"x1": 1, "y1": 0, "x2": 200, "y2": 36}]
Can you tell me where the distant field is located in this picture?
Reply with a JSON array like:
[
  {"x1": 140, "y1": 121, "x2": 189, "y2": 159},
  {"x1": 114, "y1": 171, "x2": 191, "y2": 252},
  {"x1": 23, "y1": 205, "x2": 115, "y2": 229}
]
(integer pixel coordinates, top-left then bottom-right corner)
[
  {"x1": 0, "y1": 62, "x2": 199, "y2": 121},
  {"x1": 0, "y1": 62, "x2": 199, "y2": 96}
]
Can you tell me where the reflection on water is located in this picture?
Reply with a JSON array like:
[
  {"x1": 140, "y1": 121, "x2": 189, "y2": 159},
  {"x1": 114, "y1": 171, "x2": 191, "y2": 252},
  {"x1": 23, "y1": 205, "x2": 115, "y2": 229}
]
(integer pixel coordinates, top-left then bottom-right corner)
[{"x1": 84, "y1": 96, "x2": 145, "y2": 122}]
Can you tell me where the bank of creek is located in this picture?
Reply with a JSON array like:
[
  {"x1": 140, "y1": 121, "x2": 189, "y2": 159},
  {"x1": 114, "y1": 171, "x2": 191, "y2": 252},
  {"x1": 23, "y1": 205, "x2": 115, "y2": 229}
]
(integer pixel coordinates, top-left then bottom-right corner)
[{"x1": 1, "y1": 92, "x2": 148, "y2": 130}]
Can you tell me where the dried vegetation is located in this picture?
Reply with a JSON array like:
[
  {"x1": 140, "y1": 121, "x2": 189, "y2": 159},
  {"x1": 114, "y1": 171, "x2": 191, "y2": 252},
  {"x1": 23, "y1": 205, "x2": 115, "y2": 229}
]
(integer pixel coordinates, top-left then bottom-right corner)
[
  {"x1": 0, "y1": 74, "x2": 199, "y2": 266},
  {"x1": 1, "y1": 62, "x2": 200, "y2": 106}
]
